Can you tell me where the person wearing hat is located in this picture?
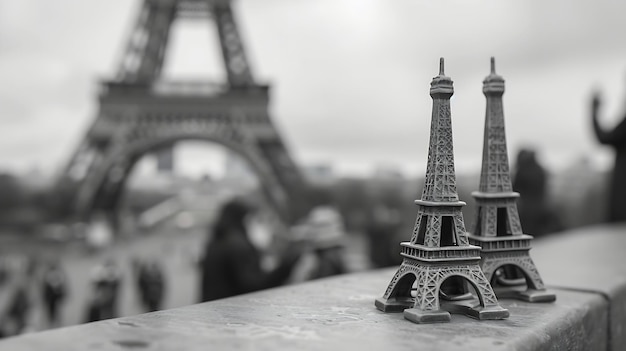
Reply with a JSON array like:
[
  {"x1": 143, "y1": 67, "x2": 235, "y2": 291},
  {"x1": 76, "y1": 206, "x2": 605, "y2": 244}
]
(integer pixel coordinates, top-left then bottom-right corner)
[{"x1": 300, "y1": 205, "x2": 348, "y2": 280}]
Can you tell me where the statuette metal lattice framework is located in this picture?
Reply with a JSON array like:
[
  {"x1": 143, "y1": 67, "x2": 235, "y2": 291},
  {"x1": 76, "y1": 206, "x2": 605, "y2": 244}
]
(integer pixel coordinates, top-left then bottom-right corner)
[
  {"x1": 468, "y1": 58, "x2": 555, "y2": 303},
  {"x1": 375, "y1": 58, "x2": 509, "y2": 324}
]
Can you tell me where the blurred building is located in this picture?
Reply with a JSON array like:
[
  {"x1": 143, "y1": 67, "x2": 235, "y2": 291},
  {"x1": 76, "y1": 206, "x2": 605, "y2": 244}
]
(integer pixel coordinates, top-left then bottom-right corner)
[{"x1": 303, "y1": 164, "x2": 336, "y2": 186}]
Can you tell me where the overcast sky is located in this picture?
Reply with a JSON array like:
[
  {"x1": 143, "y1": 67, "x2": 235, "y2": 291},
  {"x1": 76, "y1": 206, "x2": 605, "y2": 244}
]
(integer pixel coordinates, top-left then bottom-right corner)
[{"x1": 1, "y1": 0, "x2": 626, "y2": 178}]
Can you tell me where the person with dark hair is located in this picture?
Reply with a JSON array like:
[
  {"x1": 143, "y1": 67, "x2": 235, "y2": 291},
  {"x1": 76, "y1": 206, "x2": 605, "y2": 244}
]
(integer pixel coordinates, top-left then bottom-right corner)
[
  {"x1": 41, "y1": 260, "x2": 68, "y2": 328},
  {"x1": 84, "y1": 260, "x2": 121, "y2": 322},
  {"x1": 365, "y1": 203, "x2": 404, "y2": 268},
  {"x1": 1, "y1": 257, "x2": 37, "y2": 336},
  {"x1": 3, "y1": 285, "x2": 31, "y2": 336},
  {"x1": 137, "y1": 260, "x2": 165, "y2": 312},
  {"x1": 591, "y1": 91, "x2": 626, "y2": 222},
  {"x1": 200, "y1": 199, "x2": 302, "y2": 302},
  {"x1": 513, "y1": 149, "x2": 562, "y2": 236}
]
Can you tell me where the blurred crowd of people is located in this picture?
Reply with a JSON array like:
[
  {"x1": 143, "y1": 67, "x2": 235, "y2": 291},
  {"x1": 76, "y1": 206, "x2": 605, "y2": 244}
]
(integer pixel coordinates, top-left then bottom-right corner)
[
  {"x1": 0, "y1": 196, "x2": 351, "y2": 338},
  {"x1": 0, "y1": 258, "x2": 69, "y2": 337},
  {"x1": 0, "y1": 255, "x2": 166, "y2": 338}
]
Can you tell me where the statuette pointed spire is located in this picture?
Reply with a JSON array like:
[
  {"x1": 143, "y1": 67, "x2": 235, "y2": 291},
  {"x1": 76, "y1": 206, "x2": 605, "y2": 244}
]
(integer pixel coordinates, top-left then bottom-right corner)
[{"x1": 439, "y1": 57, "x2": 445, "y2": 75}]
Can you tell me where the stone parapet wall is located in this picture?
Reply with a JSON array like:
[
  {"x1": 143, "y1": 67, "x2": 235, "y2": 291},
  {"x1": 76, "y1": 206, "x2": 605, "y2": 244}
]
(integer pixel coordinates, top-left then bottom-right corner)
[{"x1": 1, "y1": 224, "x2": 625, "y2": 351}]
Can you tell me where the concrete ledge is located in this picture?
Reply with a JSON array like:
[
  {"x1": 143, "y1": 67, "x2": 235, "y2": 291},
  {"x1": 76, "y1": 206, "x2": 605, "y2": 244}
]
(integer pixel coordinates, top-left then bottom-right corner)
[
  {"x1": 531, "y1": 223, "x2": 626, "y2": 349},
  {"x1": 1, "y1": 223, "x2": 625, "y2": 350},
  {"x1": 0, "y1": 272, "x2": 608, "y2": 350}
]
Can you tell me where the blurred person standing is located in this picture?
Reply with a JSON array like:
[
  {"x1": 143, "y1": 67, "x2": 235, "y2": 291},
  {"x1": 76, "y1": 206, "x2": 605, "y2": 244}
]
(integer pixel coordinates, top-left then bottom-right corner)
[
  {"x1": 591, "y1": 91, "x2": 626, "y2": 222},
  {"x1": 307, "y1": 206, "x2": 348, "y2": 280},
  {"x1": 84, "y1": 260, "x2": 122, "y2": 322},
  {"x1": 365, "y1": 203, "x2": 404, "y2": 268},
  {"x1": 137, "y1": 260, "x2": 165, "y2": 312},
  {"x1": 293, "y1": 205, "x2": 348, "y2": 280},
  {"x1": 1, "y1": 258, "x2": 38, "y2": 336},
  {"x1": 41, "y1": 260, "x2": 68, "y2": 328},
  {"x1": 512, "y1": 149, "x2": 562, "y2": 236},
  {"x1": 200, "y1": 199, "x2": 302, "y2": 302}
]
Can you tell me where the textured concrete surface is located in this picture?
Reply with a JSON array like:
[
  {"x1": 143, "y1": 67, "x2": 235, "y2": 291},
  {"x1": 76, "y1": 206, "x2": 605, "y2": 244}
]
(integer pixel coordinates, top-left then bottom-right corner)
[
  {"x1": 532, "y1": 223, "x2": 626, "y2": 350},
  {"x1": 0, "y1": 268, "x2": 608, "y2": 351}
]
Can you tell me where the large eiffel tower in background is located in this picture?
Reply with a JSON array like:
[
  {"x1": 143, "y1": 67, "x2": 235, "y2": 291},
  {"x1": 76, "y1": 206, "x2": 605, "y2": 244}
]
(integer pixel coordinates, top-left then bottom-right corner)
[{"x1": 60, "y1": 0, "x2": 310, "y2": 225}]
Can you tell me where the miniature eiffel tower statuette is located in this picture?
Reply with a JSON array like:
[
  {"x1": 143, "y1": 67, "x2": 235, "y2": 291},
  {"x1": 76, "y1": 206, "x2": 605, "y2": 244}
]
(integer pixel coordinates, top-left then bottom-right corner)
[
  {"x1": 468, "y1": 58, "x2": 555, "y2": 302},
  {"x1": 375, "y1": 58, "x2": 509, "y2": 323}
]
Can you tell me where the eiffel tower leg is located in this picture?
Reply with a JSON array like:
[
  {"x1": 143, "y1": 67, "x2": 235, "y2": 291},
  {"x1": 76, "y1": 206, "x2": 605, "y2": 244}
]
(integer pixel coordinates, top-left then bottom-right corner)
[
  {"x1": 403, "y1": 268, "x2": 451, "y2": 323},
  {"x1": 403, "y1": 309, "x2": 451, "y2": 324},
  {"x1": 502, "y1": 287, "x2": 556, "y2": 303},
  {"x1": 374, "y1": 264, "x2": 416, "y2": 313},
  {"x1": 492, "y1": 283, "x2": 557, "y2": 302},
  {"x1": 500, "y1": 273, "x2": 556, "y2": 303},
  {"x1": 445, "y1": 266, "x2": 509, "y2": 321},
  {"x1": 483, "y1": 254, "x2": 556, "y2": 303},
  {"x1": 512, "y1": 256, "x2": 556, "y2": 302},
  {"x1": 403, "y1": 308, "x2": 451, "y2": 324},
  {"x1": 441, "y1": 300, "x2": 510, "y2": 321}
]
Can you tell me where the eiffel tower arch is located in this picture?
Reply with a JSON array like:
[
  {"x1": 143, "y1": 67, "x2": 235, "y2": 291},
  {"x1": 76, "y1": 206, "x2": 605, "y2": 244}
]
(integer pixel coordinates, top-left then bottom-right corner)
[{"x1": 59, "y1": 0, "x2": 310, "y2": 225}]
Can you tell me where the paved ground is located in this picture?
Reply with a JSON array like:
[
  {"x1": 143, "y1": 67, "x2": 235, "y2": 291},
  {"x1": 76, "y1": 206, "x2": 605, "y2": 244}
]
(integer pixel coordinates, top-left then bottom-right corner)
[
  {"x1": 0, "y1": 224, "x2": 204, "y2": 331},
  {"x1": 0, "y1": 220, "x2": 371, "y2": 336}
]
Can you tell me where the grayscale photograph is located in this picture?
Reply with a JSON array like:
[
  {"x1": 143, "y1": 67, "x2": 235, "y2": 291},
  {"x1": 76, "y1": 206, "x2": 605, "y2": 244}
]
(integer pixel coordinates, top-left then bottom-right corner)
[{"x1": 0, "y1": 0, "x2": 624, "y2": 349}]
